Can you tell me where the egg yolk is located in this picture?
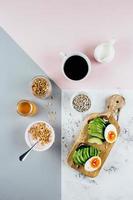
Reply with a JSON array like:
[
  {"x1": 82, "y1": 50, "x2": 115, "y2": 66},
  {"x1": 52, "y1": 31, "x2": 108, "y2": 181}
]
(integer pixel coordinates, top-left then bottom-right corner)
[
  {"x1": 107, "y1": 131, "x2": 116, "y2": 142},
  {"x1": 90, "y1": 158, "x2": 100, "y2": 168}
]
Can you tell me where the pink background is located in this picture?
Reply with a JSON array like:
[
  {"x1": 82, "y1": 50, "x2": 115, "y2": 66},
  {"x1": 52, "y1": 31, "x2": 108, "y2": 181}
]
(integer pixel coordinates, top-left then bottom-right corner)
[{"x1": 0, "y1": 0, "x2": 133, "y2": 89}]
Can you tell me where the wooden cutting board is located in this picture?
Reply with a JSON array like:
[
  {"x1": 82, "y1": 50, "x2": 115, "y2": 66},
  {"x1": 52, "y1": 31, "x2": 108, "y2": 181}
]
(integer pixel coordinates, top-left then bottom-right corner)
[{"x1": 67, "y1": 95, "x2": 125, "y2": 178}]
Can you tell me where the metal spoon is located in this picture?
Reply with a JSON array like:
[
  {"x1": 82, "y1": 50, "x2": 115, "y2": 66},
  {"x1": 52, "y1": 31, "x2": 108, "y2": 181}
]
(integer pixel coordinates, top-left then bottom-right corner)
[{"x1": 19, "y1": 141, "x2": 39, "y2": 161}]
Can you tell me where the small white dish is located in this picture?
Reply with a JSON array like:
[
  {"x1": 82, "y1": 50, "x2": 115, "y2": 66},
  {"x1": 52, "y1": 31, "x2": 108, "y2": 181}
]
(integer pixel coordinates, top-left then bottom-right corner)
[
  {"x1": 71, "y1": 91, "x2": 91, "y2": 113},
  {"x1": 94, "y1": 39, "x2": 116, "y2": 63},
  {"x1": 25, "y1": 121, "x2": 55, "y2": 151}
]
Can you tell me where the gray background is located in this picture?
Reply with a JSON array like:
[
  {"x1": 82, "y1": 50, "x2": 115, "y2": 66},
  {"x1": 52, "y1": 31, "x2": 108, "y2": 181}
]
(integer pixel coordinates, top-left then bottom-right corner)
[{"x1": 0, "y1": 28, "x2": 61, "y2": 200}]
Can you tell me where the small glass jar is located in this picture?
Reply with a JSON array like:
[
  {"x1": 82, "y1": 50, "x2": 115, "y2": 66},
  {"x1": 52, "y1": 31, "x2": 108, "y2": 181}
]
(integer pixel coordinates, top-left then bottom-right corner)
[
  {"x1": 17, "y1": 100, "x2": 38, "y2": 116},
  {"x1": 31, "y1": 75, "x2": 52, "y2": 99}
]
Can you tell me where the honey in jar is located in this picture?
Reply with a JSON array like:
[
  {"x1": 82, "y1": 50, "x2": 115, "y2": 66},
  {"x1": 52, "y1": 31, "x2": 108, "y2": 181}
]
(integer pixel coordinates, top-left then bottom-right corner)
[{"x1": 17, "y1": 100, "x2": 38, "y2": 116}]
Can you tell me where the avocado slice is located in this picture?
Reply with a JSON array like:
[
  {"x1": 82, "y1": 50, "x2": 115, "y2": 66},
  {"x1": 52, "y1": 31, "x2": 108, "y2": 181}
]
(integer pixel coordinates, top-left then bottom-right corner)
[
  {"x1": 73, "y1": 151, "x2": 80, "y2": 165},
  {"x1": 79, "y1": 149, "x2": 86, "y2": 163},
  {"x1": 94, "y1": 117, "x2": 106, "y2": 125},
  {"x1": 82, "y1": 148, "x2": 89, "y2": 161},
  {"x1": 73, "y1": 150, "x2": 82, "y2": 165},
  {"x1": 86, "y1": 147, "x2": 90, "y2": 158},
  {"x1": 76, "y1": 149, "x2": 84, "y2": 164},
  {"x1": 89, "y1": 146, "x2": 95, "y2": 157},
  {"x1": 94, "y1": 148, "x2": 98, "y2": 156},
  {"x1": 88, "y1": 131, "x2": 104, "y2": 139},
  {"x1": 88, "y1": 137, "x2": 103, "y2": 145}
]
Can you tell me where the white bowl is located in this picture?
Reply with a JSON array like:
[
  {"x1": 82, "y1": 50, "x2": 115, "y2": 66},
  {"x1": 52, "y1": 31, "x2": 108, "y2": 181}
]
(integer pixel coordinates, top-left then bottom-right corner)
[
  {"x1": 71, "y1": 91, "x2": 91, "y2": 113},
  {"x1": 25, "y1": 121, "x2": 55, "y2": 151}
]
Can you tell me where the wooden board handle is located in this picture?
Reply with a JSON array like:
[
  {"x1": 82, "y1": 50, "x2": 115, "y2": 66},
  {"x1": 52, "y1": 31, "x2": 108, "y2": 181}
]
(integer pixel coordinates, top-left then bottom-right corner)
[{"x1": 106, "y1": 94, "x2": 125, "y2": 117}]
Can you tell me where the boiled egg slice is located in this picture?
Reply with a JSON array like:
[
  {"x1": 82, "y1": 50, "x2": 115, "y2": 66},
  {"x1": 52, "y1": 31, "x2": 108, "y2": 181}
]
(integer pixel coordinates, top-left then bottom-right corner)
[
  {"x1": 84, "y1": 156, "x2": 101, "y2": 172},
  {"x1": 104, "y1": 124, "x2": 117, "y2": 143}
]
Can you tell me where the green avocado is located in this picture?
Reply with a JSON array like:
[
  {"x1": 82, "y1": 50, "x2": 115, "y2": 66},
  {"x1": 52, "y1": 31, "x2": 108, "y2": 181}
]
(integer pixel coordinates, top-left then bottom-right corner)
[
  {"x1": 72, "y1": 146, "x2": 101, "y2": 166},
  {"x1": 89, "y1": 146, "x2": 95, "y2": 157},
  {"x1": 76, "y1": 149, "x2": 84, "y2": 164},
  {"x1": 79, "y1": 149, "x2": 86, "y2": 163},
  {"x1": 88, "y1": 131, "x2": 104, "y2": 139},
  {"x1": 88, "y1": 117, "x2": 106, "y2": 139},
  {"x1": 94, "y1": 148, "x2": 98, "y2": 156},
  {"x1": 73, "y1": 151, "x2": 79, "y2": 165},
  {"x1": 88, "y1": 137, "x2": 103, "y2": 145},
  {"x1": 94, "y1": 117, "x2": 106, "y2": 125},
  {"x1": 86, "y1": 147, "x2": 90, "y2": 158},
  {"x1": 82, "y1": 148, "x2": 89, "y2": 161}
]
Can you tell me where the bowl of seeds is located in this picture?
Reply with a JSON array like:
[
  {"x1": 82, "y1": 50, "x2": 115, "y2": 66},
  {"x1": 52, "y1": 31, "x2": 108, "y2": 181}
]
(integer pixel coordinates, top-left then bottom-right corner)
[
  {"x1": 31, "y1": 75, "x2": 52, "y2": 99},
  {"x1": 25, "y1": 121, "x2": 55, "y2": 151},
  {"x1": 71, "y1": 92, "x2": 91, "y2": 113}
]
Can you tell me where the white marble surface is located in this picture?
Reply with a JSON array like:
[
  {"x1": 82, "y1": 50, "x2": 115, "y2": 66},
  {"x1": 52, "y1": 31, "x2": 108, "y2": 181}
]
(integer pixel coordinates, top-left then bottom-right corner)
[{"x1": 62, "y1": 89, "x2": 133, "y2": 200}]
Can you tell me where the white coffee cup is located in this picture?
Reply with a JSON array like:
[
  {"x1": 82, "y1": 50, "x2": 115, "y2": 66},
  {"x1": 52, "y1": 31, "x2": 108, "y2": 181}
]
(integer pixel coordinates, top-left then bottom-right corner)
[{"x1": 60, "y1": 52, "x2": 91, "y2": 81}]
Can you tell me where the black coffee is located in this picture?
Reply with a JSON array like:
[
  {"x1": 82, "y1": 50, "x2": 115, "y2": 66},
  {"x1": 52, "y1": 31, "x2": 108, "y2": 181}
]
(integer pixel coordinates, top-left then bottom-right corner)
[{"x1": 63, "y1": 55, "x2": 88, "y2": 81}]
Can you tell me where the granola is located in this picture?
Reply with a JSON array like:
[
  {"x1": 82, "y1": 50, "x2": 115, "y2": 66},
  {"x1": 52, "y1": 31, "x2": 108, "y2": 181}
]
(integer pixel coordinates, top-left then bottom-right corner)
[
  {"x1": 28, "y1": 122, "x2": 52, "y2": 145},
  {"x1": 32, "y1": 77, "x2": 49, "y2": 97}
]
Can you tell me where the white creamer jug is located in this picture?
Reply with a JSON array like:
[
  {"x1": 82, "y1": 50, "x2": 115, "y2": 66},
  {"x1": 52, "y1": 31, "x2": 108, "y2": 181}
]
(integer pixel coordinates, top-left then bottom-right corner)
[{"x1": 94, "y1": 39, "x2": 116, "y2": 63}]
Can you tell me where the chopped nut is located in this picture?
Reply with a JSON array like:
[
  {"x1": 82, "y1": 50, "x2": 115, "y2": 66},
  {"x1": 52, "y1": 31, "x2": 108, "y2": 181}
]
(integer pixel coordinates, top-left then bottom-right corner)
[
  {"x1": 28, "y1": 122, "x2": 52, "y2": 145},
  {"x1": 32, "y1": 77, "x2": 49, "y2": 97}
]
